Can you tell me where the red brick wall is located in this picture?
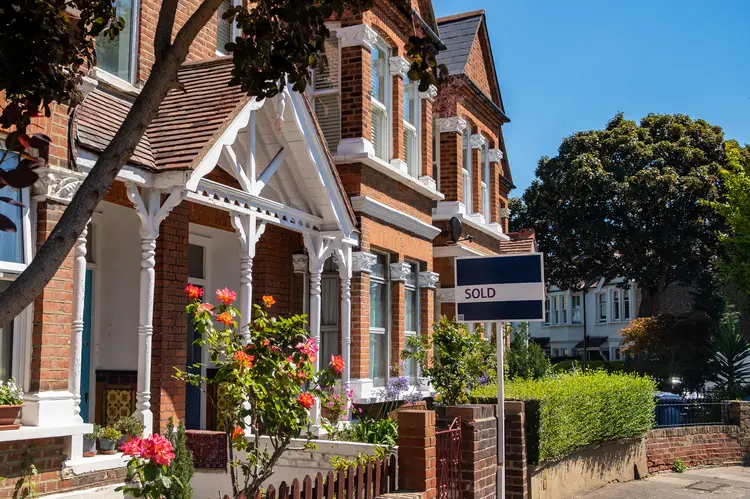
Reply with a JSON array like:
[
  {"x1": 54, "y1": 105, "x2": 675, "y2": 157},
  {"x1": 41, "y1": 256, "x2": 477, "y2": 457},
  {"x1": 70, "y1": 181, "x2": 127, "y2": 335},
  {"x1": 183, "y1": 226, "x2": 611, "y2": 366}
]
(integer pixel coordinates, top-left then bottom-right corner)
[
  {"x1": 397, "y1": 410, "x2": 437, "y2": 499},
  {"x1": 439, "y1": 131, "x2": 461, "y2": 202},
  {"x1": 505, "y1": 401, "x2": 528, "y2": 499},
  {"x1": 391, "y1": 278, "x2": 405, "y2": 372},
  {"x1": 0, "y1": 438, "x2": 126, "y2": 497},
  {"x1": 646, "y1": 426, "x2": 742, "y2": 473},
  {"x1": 340, "y1": 45, "x2": 371, "y2": 143},
  {"x1": 443, "y1": 405, "x2": 497, "y2": 499},
  {"x1": 421, "y1": 99, "x2": 434, "y2": 178},
  {"x1": 350, "y1": 272, "x2": 371, "y2": 379},
  {"x1": 253, "y1": 225, "x2": 304, "y2": 316},
  {"x1": 30, "y1": 202, "x2": 74, "y2": 392},
  {"x1": 152, "y1": 203, "x2": 190, "y2": 434}
]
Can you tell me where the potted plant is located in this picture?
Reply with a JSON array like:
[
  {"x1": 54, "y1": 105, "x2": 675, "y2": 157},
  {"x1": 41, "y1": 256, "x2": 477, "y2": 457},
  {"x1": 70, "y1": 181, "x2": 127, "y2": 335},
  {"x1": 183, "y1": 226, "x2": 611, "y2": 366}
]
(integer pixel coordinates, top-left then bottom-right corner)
[
  {"x1": 83, "y1": 425, "x2": 101, "y2": 457},
  {"x1": 114, "y1": 415, "x2": 145, "y2": 447},
  {"x1": 0, "y1": 378, "x2": 24, "y2": 430},
  {"x1": 99, "y1": 426, "x2": 122, "y2": 455}
]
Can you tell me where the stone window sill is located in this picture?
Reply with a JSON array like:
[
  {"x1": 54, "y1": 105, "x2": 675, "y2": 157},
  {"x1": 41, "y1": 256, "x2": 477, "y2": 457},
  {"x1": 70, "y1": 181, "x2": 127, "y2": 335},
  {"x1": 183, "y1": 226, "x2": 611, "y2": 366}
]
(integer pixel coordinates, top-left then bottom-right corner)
[
  {"x1": 0, "y1": 423, "x2": 92, "y2": 443},
  {"x1": 64, "y1": 452, "x2": 128, "y2": 475}
]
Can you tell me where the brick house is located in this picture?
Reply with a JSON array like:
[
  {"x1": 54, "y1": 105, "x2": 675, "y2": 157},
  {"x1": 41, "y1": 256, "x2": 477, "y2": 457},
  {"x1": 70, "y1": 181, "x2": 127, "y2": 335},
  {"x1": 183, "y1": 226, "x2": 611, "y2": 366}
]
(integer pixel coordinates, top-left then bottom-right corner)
[{"x1": 0, "y1": 1, "x2": 529, "y2": 495}]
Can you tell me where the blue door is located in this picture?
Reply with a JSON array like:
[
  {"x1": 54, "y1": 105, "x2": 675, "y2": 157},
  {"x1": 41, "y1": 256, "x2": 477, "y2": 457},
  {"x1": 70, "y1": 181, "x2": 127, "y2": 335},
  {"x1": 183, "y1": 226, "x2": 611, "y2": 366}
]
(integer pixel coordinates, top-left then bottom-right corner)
[
  {"x1": 80, "y1": 269, "x2": 94, "y2": 423},
  {"x1": 185, "y1": 285, "x2": 203, "y2": 430}
]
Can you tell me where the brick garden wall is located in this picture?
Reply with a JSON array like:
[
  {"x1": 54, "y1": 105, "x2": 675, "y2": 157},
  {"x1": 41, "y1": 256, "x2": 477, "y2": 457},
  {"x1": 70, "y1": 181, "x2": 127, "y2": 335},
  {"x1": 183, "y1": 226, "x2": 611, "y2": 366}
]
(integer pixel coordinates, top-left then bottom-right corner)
[{"x1": 646, "y1": 426, "x2": 742, "y2": 473}]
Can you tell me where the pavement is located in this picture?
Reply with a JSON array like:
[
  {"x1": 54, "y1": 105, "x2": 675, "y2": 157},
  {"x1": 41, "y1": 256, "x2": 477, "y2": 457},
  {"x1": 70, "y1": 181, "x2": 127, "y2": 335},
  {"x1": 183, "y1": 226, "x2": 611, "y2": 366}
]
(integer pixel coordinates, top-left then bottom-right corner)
[{"x1": 579, "y1": 467, "x2": 750, "y2": 498}]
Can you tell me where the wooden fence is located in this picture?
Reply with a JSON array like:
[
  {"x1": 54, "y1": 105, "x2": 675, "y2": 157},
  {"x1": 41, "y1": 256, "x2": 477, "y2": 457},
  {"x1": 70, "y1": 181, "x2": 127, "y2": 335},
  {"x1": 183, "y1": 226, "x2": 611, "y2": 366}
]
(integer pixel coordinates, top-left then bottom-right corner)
[{"x1": 227, "y1": 455, "x2": 398, "y2": 499}]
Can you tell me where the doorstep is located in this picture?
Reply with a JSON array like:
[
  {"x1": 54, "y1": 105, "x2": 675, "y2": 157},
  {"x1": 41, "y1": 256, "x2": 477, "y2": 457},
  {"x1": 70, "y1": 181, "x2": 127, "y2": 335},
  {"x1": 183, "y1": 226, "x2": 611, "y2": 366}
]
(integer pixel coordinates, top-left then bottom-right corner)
[{"x1": 64, "y1": 452, "x2": 128, "y2": 475}]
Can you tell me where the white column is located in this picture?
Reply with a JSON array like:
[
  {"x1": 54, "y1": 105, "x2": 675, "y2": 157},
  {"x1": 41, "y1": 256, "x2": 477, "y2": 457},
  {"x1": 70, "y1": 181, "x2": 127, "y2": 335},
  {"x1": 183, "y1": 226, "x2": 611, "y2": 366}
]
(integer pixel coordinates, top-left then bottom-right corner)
[
  {"x1": 231, "y1": 214, "x2": 266, "y2": 341},
  {"x1": 336, "y1": 246, "x2": 353, "y2": 394},
  {"x1": 127, "y1": 185, "x2": 183, "y2": 436},
  {"x1": 303, "y1": 234, "x2": 337, "y2": 432},
  {"x1": 69, "y1": 223, "x2": 88, "y2": 424}
]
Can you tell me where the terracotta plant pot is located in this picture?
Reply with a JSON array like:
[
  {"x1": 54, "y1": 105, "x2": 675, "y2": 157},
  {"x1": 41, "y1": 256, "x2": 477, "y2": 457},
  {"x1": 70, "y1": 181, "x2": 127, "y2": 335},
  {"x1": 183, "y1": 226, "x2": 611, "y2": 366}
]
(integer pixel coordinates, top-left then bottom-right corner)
[
  {"x1": 83, "y1": 436, "x2": 97, "y2": 457},
  {"x1": 0, "y1": 405, "x2": 22, "y2": 430},
  {"x1": 99, "y1": 438, "x2": 117, "y2": 455}
]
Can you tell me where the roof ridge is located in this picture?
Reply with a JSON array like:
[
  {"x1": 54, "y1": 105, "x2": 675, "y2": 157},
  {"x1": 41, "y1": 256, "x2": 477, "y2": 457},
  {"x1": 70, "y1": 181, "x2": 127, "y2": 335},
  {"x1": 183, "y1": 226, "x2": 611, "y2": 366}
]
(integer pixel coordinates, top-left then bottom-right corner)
[
  {"x1": 180, "y1": 55, "x2": 234, "y2": 69},
  {"x1": 436, "y1": 10, "x2": 485, "y2": 24}
]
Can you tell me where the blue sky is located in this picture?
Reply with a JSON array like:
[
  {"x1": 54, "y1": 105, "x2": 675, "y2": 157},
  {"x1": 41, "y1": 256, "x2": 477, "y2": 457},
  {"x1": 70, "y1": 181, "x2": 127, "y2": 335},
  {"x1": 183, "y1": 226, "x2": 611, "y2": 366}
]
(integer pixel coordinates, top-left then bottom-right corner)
[{"x1": 432, "y1": 0, "x2": 750, "y2": 193}]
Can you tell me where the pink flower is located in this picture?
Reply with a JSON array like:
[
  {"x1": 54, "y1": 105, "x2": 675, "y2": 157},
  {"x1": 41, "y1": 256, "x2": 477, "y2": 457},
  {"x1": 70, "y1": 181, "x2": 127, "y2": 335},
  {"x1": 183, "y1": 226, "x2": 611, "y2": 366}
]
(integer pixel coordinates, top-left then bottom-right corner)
[
  {"x1": 123, "y1": 435, "x2": 175, "y2": 467},
  {"x1": 216, "y1": 287, "x2": 237, "y2": 305},
  {"x1": 197, "y1": 302, "x2": 214, "y2": 315},
  {"x1": 120, "y1": 437, "x2": 143, "y2": 456},
  {"x1": 296, "y1": 337, "x2": 319, "y2": 357}
]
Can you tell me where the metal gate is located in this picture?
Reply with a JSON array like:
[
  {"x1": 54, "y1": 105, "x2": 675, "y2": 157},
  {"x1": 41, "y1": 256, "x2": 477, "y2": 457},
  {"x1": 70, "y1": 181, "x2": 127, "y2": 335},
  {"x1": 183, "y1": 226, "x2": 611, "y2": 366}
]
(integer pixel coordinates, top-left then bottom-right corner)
[{"x1": 436, "y1": 417, "x2": 461, "y2": 499}]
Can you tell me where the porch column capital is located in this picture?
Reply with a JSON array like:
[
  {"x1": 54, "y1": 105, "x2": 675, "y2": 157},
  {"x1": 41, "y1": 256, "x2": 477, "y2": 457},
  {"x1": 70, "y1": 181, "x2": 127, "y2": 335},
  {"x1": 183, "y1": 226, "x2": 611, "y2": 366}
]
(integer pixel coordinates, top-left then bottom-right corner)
[
  {"x1": 389, "y1": 56, "x2": 411, "y2": 77},
  {"x1": 435, "y1": 117, "x2": 468, "y2": 134},
  {"x1": 470, "y1": 134, "x2": 487, "y2": 150},
  {"x1": 231, "y1": 213, "x2": 267, "y2": 341},
  {"x1": 292, "y1": 254, "x2": 309, "y2": 274},
  {"x1": 419, "y1": 271, "x2": 439, "y2": 289},
  {"x1": 437, "y1": 287, "x2": 455, "y2": 303},
  {"x1": 32, "y1": 166, "x2": 86, "y2": 204},
  {"x1": 420, "y1": 85, "x2": 438, "y2": 102},
  {"x1": 351, "y1": 251, "x2": 377, "y2": 274},
  {"x1": 336, "y1": 24, "x2": 378, "y2": 51}
]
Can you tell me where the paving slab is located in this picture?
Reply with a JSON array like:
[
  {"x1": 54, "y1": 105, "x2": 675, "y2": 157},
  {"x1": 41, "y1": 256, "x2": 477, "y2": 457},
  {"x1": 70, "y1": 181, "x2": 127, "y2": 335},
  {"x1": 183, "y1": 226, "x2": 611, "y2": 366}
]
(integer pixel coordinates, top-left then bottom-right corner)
[{"x1": 578, "y1": 467, "x2": 750, "y2": 498}]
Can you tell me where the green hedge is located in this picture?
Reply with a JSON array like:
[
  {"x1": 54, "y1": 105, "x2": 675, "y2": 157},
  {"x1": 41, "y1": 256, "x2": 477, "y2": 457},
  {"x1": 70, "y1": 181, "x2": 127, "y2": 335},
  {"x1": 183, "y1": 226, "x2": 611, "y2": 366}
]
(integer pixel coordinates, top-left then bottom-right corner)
[
  {"x1": 471, "y1": 371, "x2": 656, "y2": 464},
  {"x1": 551, "y1": 360, "x2": 626, "y2": 373}
]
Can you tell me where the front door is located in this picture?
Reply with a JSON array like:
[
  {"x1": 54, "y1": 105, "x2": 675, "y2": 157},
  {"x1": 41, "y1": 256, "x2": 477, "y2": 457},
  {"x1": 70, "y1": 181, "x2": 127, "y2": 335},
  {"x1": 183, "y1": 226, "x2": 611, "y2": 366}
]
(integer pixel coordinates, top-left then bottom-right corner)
[
  {"x1": 80, "y1": 269, "x2": 94, "y2": 422},
  {"x1": 185, "y1": 285, "x2": 203, "y2": 430}
]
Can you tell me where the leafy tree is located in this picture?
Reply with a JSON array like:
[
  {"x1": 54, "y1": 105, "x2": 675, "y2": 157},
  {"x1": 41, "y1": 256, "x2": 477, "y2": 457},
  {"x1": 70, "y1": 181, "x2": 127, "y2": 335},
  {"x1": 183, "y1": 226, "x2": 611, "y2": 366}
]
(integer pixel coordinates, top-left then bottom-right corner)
[
  {"x1": 0, "y1": 0, "x2": 447, "y2": 326},
  {"x1": 709, "y1": 310, "x2": 750, "y2": 398},
  {"x1": 621, "y1": 313, "x2": 714, "y2": 391},
  {"x1": 712, "y1": 140, "x2": 750, "y2": 296},
  {"x1": 507, "y1": 197, "x2": 528, "y2": 232},
  {"x1": 523, "y1": 113, "x2": 727, "y2": 316},
  {"x1": 505, "y1": 323, "x2": 549, "y2": 380}
]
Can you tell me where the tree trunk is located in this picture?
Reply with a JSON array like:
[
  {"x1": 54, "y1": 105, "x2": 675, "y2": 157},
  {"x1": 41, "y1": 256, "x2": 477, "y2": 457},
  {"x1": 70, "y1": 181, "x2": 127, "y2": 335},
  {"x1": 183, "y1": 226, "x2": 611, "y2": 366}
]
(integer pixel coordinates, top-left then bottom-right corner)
[
  {"x1": 638, "y1": 286, "x2": 663, "y2": 317},
  {"x1": 0, "y1": 0, "x2": 225, "y2": 327}
]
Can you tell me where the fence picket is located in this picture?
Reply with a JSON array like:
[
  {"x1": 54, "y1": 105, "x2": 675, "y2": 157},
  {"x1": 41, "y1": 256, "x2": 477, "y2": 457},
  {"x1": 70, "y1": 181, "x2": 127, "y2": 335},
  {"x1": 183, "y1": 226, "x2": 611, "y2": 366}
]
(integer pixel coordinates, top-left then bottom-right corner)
[
  {"x1": 355, "y1": 464, "x2": 364, "y2": 499},
  {"x1": 339, "y1": 469, "x2": 348, "y2": 499},
  {"x1": 364, "y1": 460, "x2": 373, "y2": 499},
  {"x1": 346, "y1": 466, "x2": 355, "y2": 499},
  {"x1": 325, "y1": 470, "x2": 335, "y2": 499},
  {"x1": 314, "y1": 473, "x2": 325, "y2": 499},
  {"x1": 254, "y1": 489, "x2": 262, "y2": 499},
  {"x1": 303, "y1": 476, "x2": 313, "y2": 499},
  {"x1": 388, "y1": 455, "x2": 396, "y2": 492},
  {"x1": 267, "y1": 485, "x2": 277, "y2": 499},
  {"x1": 279, "y1": 482, "x2": 289, "y2": 499},
  {"x1": 292, "y1": 478, "x2": 301, "y2": 499}
]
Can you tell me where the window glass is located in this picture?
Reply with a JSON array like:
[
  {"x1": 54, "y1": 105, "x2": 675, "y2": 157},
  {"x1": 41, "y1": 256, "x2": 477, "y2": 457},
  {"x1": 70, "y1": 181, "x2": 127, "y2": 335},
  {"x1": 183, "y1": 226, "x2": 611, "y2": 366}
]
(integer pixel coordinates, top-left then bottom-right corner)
[
  {"x1": 561, "y1": 296, "x2": 567, "y2": 324},
  {"x1": 369, "y1": 254, "x2": 388, "y2": 382},
  {"x1": 370, "y1": 46, "x2": 386, "y2": 103},
  {"x1": 96, "y1": 0, "x2": 136, "y2": 81},
  {"x1": 544, "y1": 298, "x2": 550, "y2": 324},
  {"x1": 188, "y1": 244, "x2": 205, "y2": 279},
  {"x1": 0, "y1": 153, "x2": 23, "y2": 264},
  {"x1": 613, "y1": 290, "x2": 620, "y2": 320},
  {"x1": 551, "y1": 296, "x2": 558, "y2": 324},
  {"x1": 0, "y1": 280, "x2": 12, "y2": 381},
  {"x1": 321, "y1": 268, "x2": 339, "y2": 363},
  {"x1": 623, "y1": 292, "x2": 631, "y2": 320},
  {"x1": 598, "y1": 294, "x2": 607, "y2": 322},
  {"x1": 369, "y1": 280, "x2": 386, "y2": 329},
  {"x1": 216, "y1": 0, "x2": 233, "y2": 54},
  {"x1": 571, "y1": 295, "x2": 582, "y2": 324}
]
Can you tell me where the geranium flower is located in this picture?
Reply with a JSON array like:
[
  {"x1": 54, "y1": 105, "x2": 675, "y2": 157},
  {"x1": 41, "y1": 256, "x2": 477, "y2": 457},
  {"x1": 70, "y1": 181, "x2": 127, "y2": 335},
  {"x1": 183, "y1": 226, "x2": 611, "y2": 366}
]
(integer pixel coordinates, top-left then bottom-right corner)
[
  {"x1": 297, "y1": 393, "x2": 314, "y2": 409},
  {"x1": 261, "y1": 339, "x2": 270, "y2": 347},
  {"x1": 148, "y1": 435, "x2": 176, "y2": 466},
  {"x1": 120, "y1": 437, "x2": 143, "y2": 457},
  {"x1": 296, "y1": 337, "x2": 318, "y2": 357},
  {"x1": 262, "y1": 295, "x2": 276, "y2": 308},
  {"x1": 232, "y1": 426, "x2": 244, "y2": 441},
  {"x1": 216, "y1": 311, "x2": 234, "y2": 326},
  {"x1": 234, "y1": 351, "x2": 254, "y2": 369},
  {"x1": 185, "y1": 284, "x2": 203, "y2": 300},
  {"x1": 216, "y1": 287, "x2": 237, "y2": 305},
  {"x1": 330, "y1": 355, "x2": 345, "y2": 375}
]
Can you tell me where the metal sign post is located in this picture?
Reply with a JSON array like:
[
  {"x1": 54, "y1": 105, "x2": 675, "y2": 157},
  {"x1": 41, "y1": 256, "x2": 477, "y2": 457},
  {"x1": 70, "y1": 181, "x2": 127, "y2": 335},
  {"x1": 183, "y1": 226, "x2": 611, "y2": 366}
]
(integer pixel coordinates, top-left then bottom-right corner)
[{"x1": 454, "y1": 253, "x2": 545, "y2": 499}]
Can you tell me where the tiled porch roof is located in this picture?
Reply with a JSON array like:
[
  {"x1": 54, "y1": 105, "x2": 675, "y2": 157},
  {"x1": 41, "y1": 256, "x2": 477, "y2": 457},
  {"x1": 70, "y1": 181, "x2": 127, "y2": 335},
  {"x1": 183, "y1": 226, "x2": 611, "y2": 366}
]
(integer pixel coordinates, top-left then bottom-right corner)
[{"x1": 498, "y1": 230, "x2": 536, "y2": 254}]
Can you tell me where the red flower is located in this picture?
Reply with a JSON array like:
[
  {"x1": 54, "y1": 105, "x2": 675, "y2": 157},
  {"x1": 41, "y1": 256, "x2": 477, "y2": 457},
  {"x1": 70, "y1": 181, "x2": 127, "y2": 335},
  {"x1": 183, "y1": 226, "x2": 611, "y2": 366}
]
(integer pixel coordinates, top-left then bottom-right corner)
[
  {"x1": 298, "y1": 393, "x2": 314, "y2": 409},
  {"x1": 234, "y1": 351, "x2": 254, "y2": 369},
  {"x1": 197, "y1": 302, "x2": 214, "y2": 315},
  {"x1": 216, "y1": 311, "x2": 234, "y2": 326},
  {"x1": 296, "y1": 337, "x2": 318, "y2": 357},
  {"x1": 232, "y1": 426, "x2": 244, "y2": 441},
  {"x1": 216, "y1": 287, "x2": 237, "y2": 305},
  {"x1": 123, "y1": 435, "x2": 175, "y2": 466},
  {"x1": 330, "y1": 355, "x2": 345, "y2": 375},
  {"x1": 262, "y1": 295, "x2": 276, "y2": 308},
  {"x1": 120, "y1": 437, "x2": 143, "y2": 456},
  {"x1": 261, "y1": 339, "x2": 270, "y2": 347},
  {"x1": 185, "y1": 284, "x2": 203, "y2": 300}
]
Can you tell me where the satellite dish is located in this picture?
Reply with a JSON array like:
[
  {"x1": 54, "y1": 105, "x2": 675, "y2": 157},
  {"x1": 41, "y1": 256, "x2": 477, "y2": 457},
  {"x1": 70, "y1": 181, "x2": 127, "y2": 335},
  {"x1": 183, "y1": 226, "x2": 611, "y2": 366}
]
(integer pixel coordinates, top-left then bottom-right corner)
[{"x1": 449, "y1": 216, "x2": 463, "y2": 244}]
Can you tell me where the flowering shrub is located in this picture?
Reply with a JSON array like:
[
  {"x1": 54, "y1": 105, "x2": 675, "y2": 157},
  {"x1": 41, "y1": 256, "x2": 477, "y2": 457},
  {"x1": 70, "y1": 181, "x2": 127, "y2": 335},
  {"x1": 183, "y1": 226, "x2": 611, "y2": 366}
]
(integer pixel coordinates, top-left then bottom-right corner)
[
  {"x1": 0, "y1": 378, "x2": 23, "y2": 406},
  {"x1": 177, "y1": 288, "x2": 344, "y2": 498},
  {"x1": 116, "y1": 434, "x2": 180, "y2": 498}
]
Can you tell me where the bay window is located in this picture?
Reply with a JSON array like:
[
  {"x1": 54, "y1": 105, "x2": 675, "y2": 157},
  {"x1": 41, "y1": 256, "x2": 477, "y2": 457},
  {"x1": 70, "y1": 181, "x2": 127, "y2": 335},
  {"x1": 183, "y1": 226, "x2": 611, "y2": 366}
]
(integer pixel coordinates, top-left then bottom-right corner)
[
  {"x1": 311, "y1": 34, "x2": 342, "y2": 153},
  {"x1": 369, "y1": 253, "x2": 388, "y2": 384},
  {"x1": 370, "y1": 43, "x2": 389, "y2": 161},
  {"x1": 551, "y1": 296, "x2": 558, "y2": 324},
  {"x1": 612, "y1": 290, "x2": 620, "y2": 321},
  {"x1": 403, "y1": 76, "x2": 420, "y2": 178},
  {"x1": 571, "y1": 295, "x2": 582, "y2": 324},
  {"x1": 216, "y1": 0, "x2": 241, "y2": 56},
  {"x1": 598, "y1": 293, "x2": 607, "y2": 323},
  {"x1": 404, "y1": 262, "x2": 419, "y2": 379},
  {"x1": 320, "y1": 259, "x2": 340, "y2": 364},
  {"x1": 624, "y1": 291, "x2": 631, "y2": 320},
  {"x1": 561, "y1": 295, "x2": 567, "y2": 324},
  {"x1": 96, "y1": 0, "x2": 139, "y2": 83}
]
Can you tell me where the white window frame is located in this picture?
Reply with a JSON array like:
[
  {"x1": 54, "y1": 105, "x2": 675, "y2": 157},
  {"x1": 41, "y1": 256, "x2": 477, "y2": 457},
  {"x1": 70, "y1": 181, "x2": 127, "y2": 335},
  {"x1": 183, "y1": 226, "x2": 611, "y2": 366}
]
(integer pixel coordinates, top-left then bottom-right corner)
[
  {"x1": 571, "y1": 294, "x2": 582, "y2": 324},
  {"x1": 404, "y1": 261, "x2": 420, "y2": 380},
  {"x1": 310, "y1": 28, "x2": 342, "y2": 153},
  {"x1": 623, "y1": 290, "x2": 631, "y2": 321},
  {"x1": 320, "y1": 258, "x2": 340, "y2": 363},
  {"x1": 370, "y1": 41, "x2": 391, "y2": 161},
  {"x1": 544, "y1": 298, "x2": 550, "y2": 325},
  {"x1": 551, "y1": 296, "x2": 558, "y2": 325},
  {"x1": 560, "y1": 295, "x2": 568, "y2": 324},
  {"x1": 187, "y1": 238, "x2": 209, "y2": 430},
  {"x1": 462, "y1": 129, "x2": 472, "y2": 211},
  {"x1": 612, "y1": 289, "x2": 621, "y2": 321},
  {"x1": 369, "y1": 252, "x2": 390, "y2": 385},
  {"x1": 598, "y1": 293, "x2": 607, "y2": 323},
  {"x1": 96, "y1": 0, "x2": 141, "y2": 86},
  {"x1": 433, "y1": 120, "x2": 440, "y2": 191},
  {"x1": 0, "y1": 151, "x2": 33, "y2": 389},
  {"x1": 216, "y1": 0, "x2": 242, "y2": 56},
  {"x1": 481, "y1": 141, "x2": 490, "y2": 221},
  {"x1": 403, "y1": 77, "x2": 421, "y2": 178}
]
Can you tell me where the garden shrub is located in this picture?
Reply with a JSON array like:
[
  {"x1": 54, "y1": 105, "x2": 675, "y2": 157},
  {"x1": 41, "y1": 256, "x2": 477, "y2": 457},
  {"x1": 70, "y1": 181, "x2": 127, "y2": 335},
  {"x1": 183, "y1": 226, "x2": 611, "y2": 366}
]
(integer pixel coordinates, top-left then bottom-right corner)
[
  {"x1": 551, "y1": 360, "x2": 626, "y2": 373},
  {"x1": 471, "y1": 371, "x2": 656, "y2": 464}
]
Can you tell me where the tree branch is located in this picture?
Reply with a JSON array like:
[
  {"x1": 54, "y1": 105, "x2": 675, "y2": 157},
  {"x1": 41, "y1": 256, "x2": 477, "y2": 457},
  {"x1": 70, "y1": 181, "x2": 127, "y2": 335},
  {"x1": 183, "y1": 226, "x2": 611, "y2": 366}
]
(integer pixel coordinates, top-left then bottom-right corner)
[
  {"x1": 0, "y1": 0, "x2": 226, "y2": 327},
  {"x1": 154, "y1": 0, "x2": 180, "y2": 62}
]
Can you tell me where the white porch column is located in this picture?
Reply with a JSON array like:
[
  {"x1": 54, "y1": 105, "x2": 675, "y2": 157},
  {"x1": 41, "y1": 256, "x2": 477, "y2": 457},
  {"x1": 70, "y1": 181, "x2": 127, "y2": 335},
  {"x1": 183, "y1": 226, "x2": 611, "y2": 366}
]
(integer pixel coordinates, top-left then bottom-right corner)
[
  {"x1": 303, "y1": 234, "x2": 337, "y2": 431},
  {"x1": 127, "y1": 185, "x2": 183, "y2": 436},
  {"x1": 68, "y1": 223, "x2": 88, "y2": 424},
  {"x1": 336, "y1": 246, "x2": 353, "y2": 394},
  {"x1": 231, "y1": 213, "x2": 266, "y2": 341}
]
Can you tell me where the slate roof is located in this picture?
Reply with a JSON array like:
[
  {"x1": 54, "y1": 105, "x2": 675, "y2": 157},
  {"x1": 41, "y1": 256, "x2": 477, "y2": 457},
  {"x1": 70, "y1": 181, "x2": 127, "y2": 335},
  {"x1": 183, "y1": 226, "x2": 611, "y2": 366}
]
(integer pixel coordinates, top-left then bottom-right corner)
[
  {"x1": 77, "y1": 57, "x2": 248, "y2": 172},
  {"x1": 436, "y1": 11, "x2": 484, "y2": 76}
]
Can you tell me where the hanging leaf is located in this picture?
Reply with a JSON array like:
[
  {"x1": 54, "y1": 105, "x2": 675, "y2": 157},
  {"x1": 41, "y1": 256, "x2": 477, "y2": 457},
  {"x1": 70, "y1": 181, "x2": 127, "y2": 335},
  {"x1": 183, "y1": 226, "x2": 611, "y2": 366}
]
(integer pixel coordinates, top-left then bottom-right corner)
[
  {"x1": 1, "y1": 167, "x2": 39, "y2": 189},
  {"x1": 0, "y1": 214, "x2": 17, "y2": 233},
  {"x1": 29, "y1": 133, "x2": 52, "y2": 150},
  {"x1": 0, "y1": 197, "x2": 25, "y2": 208}
]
